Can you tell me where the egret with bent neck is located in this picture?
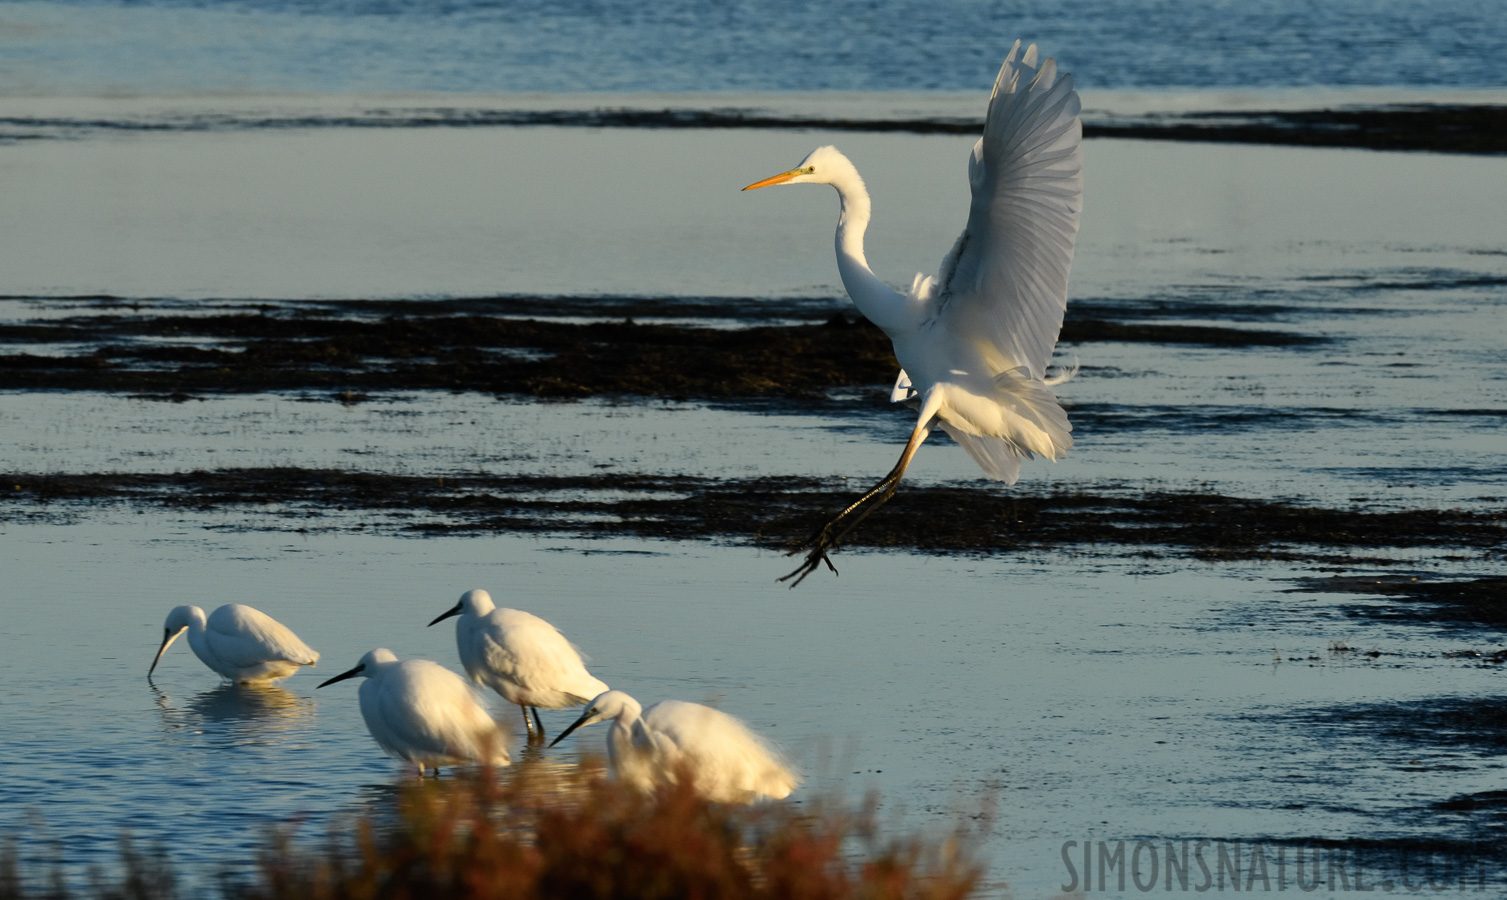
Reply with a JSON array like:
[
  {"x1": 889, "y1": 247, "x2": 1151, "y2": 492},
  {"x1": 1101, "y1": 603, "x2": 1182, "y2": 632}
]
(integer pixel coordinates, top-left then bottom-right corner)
[
  {"x1": 550, "y1": 690, "x2": 796, "y2": 804},
  {"x1": 148, "y1": 603, "x2": 319, "y2": 684}
]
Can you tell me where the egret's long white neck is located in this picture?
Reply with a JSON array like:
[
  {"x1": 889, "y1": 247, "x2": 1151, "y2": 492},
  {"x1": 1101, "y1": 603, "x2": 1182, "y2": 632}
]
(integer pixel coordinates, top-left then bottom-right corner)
[
  {"x1": 605, "y1": 700, "x2": 643, "y2": 766},
  {"x1": 182, "y1": 607, "x2": 211, "y2": 665},
  {"x1": 610, "y1": 695, "x2": 643, "y2": 728},
  {"x1": 828, "y1": 165, "x2": 911, "y2": 337}
]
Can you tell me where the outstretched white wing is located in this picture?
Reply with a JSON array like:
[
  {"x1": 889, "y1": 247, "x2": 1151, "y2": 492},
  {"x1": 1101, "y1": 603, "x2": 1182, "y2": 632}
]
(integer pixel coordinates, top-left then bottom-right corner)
[{"x1": 932, "y1": 40, "x2": 1083, "y2": 381}]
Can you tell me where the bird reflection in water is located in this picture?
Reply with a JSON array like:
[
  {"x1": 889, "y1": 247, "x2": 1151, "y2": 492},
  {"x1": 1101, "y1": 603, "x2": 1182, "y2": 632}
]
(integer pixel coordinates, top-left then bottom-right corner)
[
  {"x1": 344, "y1": 753, "x2": 588, "y2": 835},
  {"x1": 152, "y1": 680, "x2": 316, "y2": 740}
]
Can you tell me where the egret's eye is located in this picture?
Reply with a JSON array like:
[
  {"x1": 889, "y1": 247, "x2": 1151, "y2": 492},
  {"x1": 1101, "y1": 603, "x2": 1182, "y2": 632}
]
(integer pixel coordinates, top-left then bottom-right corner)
[{"x1": 805, "y1": 166, "x2": 816, "y2": 174}]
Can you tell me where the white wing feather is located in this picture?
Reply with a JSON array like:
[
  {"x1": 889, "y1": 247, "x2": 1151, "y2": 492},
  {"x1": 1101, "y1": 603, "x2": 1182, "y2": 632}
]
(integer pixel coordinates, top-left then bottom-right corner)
[
  {"x1": 466, "y1": 610, "x2": 608, "y2": 708},
  {"x1": 642, "y1": 700, "x2": 796, "y2": 802},
  {"x1": 932, "y1": 40, "x2": 1083, "y2": 381},
  {"x1": 363, "y1": 661, "x2": 505, "y2": 765},
  {"x1": 205, "y1": 604, "x2": 319, "y2": 669}
]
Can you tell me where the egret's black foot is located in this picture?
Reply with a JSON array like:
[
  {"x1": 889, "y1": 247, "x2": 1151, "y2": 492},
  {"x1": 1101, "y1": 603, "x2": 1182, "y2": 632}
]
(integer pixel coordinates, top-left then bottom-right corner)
[
  {"x1": 779, "y1": 443, "x2": 918, "y2": 587},
  {"x1": 779, "y1": 511, "x2": 864, "y2": 587},
  {"x1": 779, "y1": 543, "x2": 838, "y2": 587}
]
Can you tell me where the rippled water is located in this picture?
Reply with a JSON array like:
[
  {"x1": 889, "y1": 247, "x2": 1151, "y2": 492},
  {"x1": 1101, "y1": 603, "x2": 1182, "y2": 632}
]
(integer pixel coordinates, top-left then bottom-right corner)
[
  {"x1": 3, "y1": 0, "x2": 1506, "y2": 93},
  {"x1": 2, "y1": 103, "x2": 1506, "y2": 897},
  {"x1": 5, "y1": 519, "x2": 1505, "y2": 895}
]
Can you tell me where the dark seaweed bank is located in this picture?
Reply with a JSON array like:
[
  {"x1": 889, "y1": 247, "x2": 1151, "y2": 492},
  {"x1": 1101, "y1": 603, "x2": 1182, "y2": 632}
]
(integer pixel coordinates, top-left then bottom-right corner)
[
  {"x1": 0, "y1": 298, "x2": 1318, "y2": 400},
  {"x1": 8, "y1": 104, "x2": 1507, "y2": 155},
  {"x1": 1293, "y1": 575, "x2": 1507, "y2": 632},
  {"x1": 5, "y1": 469, "x2": 1502, "y2": 565},
  {"x1": 1088, "y1": 105, "x2": 1507, "y2": 155},
  {"x1": 1, "y1": 296, "x2": 1494, "y2": 565}
]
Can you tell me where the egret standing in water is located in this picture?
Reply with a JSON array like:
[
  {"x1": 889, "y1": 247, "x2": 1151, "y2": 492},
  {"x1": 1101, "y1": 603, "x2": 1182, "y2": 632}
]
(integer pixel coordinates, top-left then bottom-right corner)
[
  {"x1": 148, "y1": 604, "x2": 319, "y2": 684},
  {"x1": 428, "y1": 589, "x2": 608, "y2": 742},
  {"x1": 550, "y1": 690, "x2": 796, "y2": 804},
  {"x1": 743, "y1": 40, "x2": 1083, "y2": 585},
  {"x1": 318, "y1": 649, "x2": 510, "y2": 776}
]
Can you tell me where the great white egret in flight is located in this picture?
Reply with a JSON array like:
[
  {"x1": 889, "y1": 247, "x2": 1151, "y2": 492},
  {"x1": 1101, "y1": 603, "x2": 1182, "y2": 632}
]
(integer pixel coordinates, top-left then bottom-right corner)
[
  {"x1": 318, "y1": 648, "x2": 510, "y2": 776},
  {"x1": 550, "y1": 690, "x2": 797, "y2": 804},
  {"x1": 148, "y1": 603, "x2": 319, "y2": 684},
  {"x1": 743, "y1": 40, "x2": 1083, "y2": 585},
  {"x1": 428, "y1": 588, "x2": 609, "y2": 743}
]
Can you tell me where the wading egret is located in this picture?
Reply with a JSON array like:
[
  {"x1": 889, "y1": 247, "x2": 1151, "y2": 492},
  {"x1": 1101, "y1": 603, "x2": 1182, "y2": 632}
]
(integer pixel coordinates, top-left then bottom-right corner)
[
  {"x1": 550, "y1": 690, "x2": 796, "y2": 803},
  {"x1": 318, "y1": 648, "x2": 510, "y2": 776},
  {"x1": 743, "y1": 40, "x2": 1083, "y2": 585},
  {"x1": 428, "y1": 588, "x2": 608, "y2": 742},
  {"x1": 148, "y1": 604, "x2": 319, "y2": 684}
]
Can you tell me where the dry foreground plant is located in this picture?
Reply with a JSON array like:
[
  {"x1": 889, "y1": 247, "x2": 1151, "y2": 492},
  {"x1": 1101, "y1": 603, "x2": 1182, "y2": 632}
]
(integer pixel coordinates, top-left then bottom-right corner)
[{"x1": 2, "y1": 756, "x2": 989, "y2": 900}]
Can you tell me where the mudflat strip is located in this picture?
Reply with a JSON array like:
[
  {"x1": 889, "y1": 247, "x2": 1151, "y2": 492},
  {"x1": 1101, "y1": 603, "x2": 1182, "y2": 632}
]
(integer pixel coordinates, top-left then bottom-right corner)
[
  {"x1": 7, "y1": 104, "x2": 1506, "y2": 154},
  {"x1": 0, "y1": 301, "x2": 1318, "y2": 399},
  {"x1": 4, "y1": 469, "x2": 1501, "y2": 564}
]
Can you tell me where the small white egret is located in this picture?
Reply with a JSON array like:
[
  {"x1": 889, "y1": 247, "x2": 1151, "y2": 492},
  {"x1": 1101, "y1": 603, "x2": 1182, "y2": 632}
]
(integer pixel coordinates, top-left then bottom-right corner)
[
  {"x1": 428, "y1": 588, "x2": 608, "y2": 742},
  {"x1": 148, "y1": 603, "x2": 319, "y2": 684},
  {"x1": 318, "y1": 648, "x2": 510, "y2": 776},
  {"x1": 743, "y1": 40, "x2": 1083, "y2": 585},
  {"x1": 550, "y1": 690, "x2": 796, "y2": 804}
]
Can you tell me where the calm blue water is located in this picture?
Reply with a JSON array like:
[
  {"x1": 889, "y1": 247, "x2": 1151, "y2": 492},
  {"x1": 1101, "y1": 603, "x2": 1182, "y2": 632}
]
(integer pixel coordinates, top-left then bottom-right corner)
[{"x1": 2, "y1": 0, "x2": 1505, "y2": 95}]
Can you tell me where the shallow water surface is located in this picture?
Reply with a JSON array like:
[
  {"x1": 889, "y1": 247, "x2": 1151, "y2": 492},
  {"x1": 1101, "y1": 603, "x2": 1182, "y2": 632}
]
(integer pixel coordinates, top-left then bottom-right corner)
[
  {"x1": 3, "y1": 517, "x2": 1504, "y2": 895},
  {"x1": 4, "y1": 123, "x2": 1507, "y2": 301}
]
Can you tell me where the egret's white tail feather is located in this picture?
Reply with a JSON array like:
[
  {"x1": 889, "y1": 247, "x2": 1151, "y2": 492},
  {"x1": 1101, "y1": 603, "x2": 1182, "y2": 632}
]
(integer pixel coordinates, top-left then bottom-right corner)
[
  {"x1": 938, "y1": 424, "x2": 1025, "y2": 484},
  {"x1": 994, "y1": 366, "x2": 1073, "y2": 457},
  {"x1": 938, "y1": 367, "x2": 1072, "y2": 482},
  {"x1": 1044, "y1": 357, "x2": 1080, "y2": 387}
]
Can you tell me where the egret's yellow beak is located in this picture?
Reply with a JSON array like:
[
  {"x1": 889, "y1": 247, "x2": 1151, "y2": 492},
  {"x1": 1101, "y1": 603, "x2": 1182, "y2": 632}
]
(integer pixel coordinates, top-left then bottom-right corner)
[{"x1": 742, "y1": 169, "x2": 802, "y2": 191}]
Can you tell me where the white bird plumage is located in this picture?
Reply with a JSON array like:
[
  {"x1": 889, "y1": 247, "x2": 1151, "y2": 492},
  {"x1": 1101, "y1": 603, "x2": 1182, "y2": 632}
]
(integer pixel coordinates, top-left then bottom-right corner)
[
  {"x1": 428, "y1": 588, "x2": 609, "y2": 742},
  {"x1": 148, "y1": 603, "x2": 319, "y2": 684},
  {"x1": 550, "y1": 690, "x2": 797, "y2": 804},
  {"x1": 317, "y1": 648, "x2": 511, "y2": 776},
  {"x1": 743, "y1": 40, "x2": 1083, "y2": 585}
]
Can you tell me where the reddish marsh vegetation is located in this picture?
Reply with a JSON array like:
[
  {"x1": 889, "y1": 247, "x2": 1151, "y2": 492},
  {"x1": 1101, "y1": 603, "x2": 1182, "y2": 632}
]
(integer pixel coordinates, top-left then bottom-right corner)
[{"x1": 3, "y1": 757, "x2": 987, "y2": 900}]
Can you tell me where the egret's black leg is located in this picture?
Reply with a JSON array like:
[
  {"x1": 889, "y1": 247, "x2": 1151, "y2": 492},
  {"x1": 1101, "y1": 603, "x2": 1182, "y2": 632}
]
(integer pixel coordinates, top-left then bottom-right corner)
[
  {"x1": 519, "y1": 703, "x2": 538, "y2": 741},
  {"x1": 531, "y1": 707, "x2": 546, "y2": 741},
  {"x1": 779, "y1": 467, "x2": 903, "y2": 586},
  {"x1": 780, "y1": 421, "x2": 931, "y2": 587}
]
